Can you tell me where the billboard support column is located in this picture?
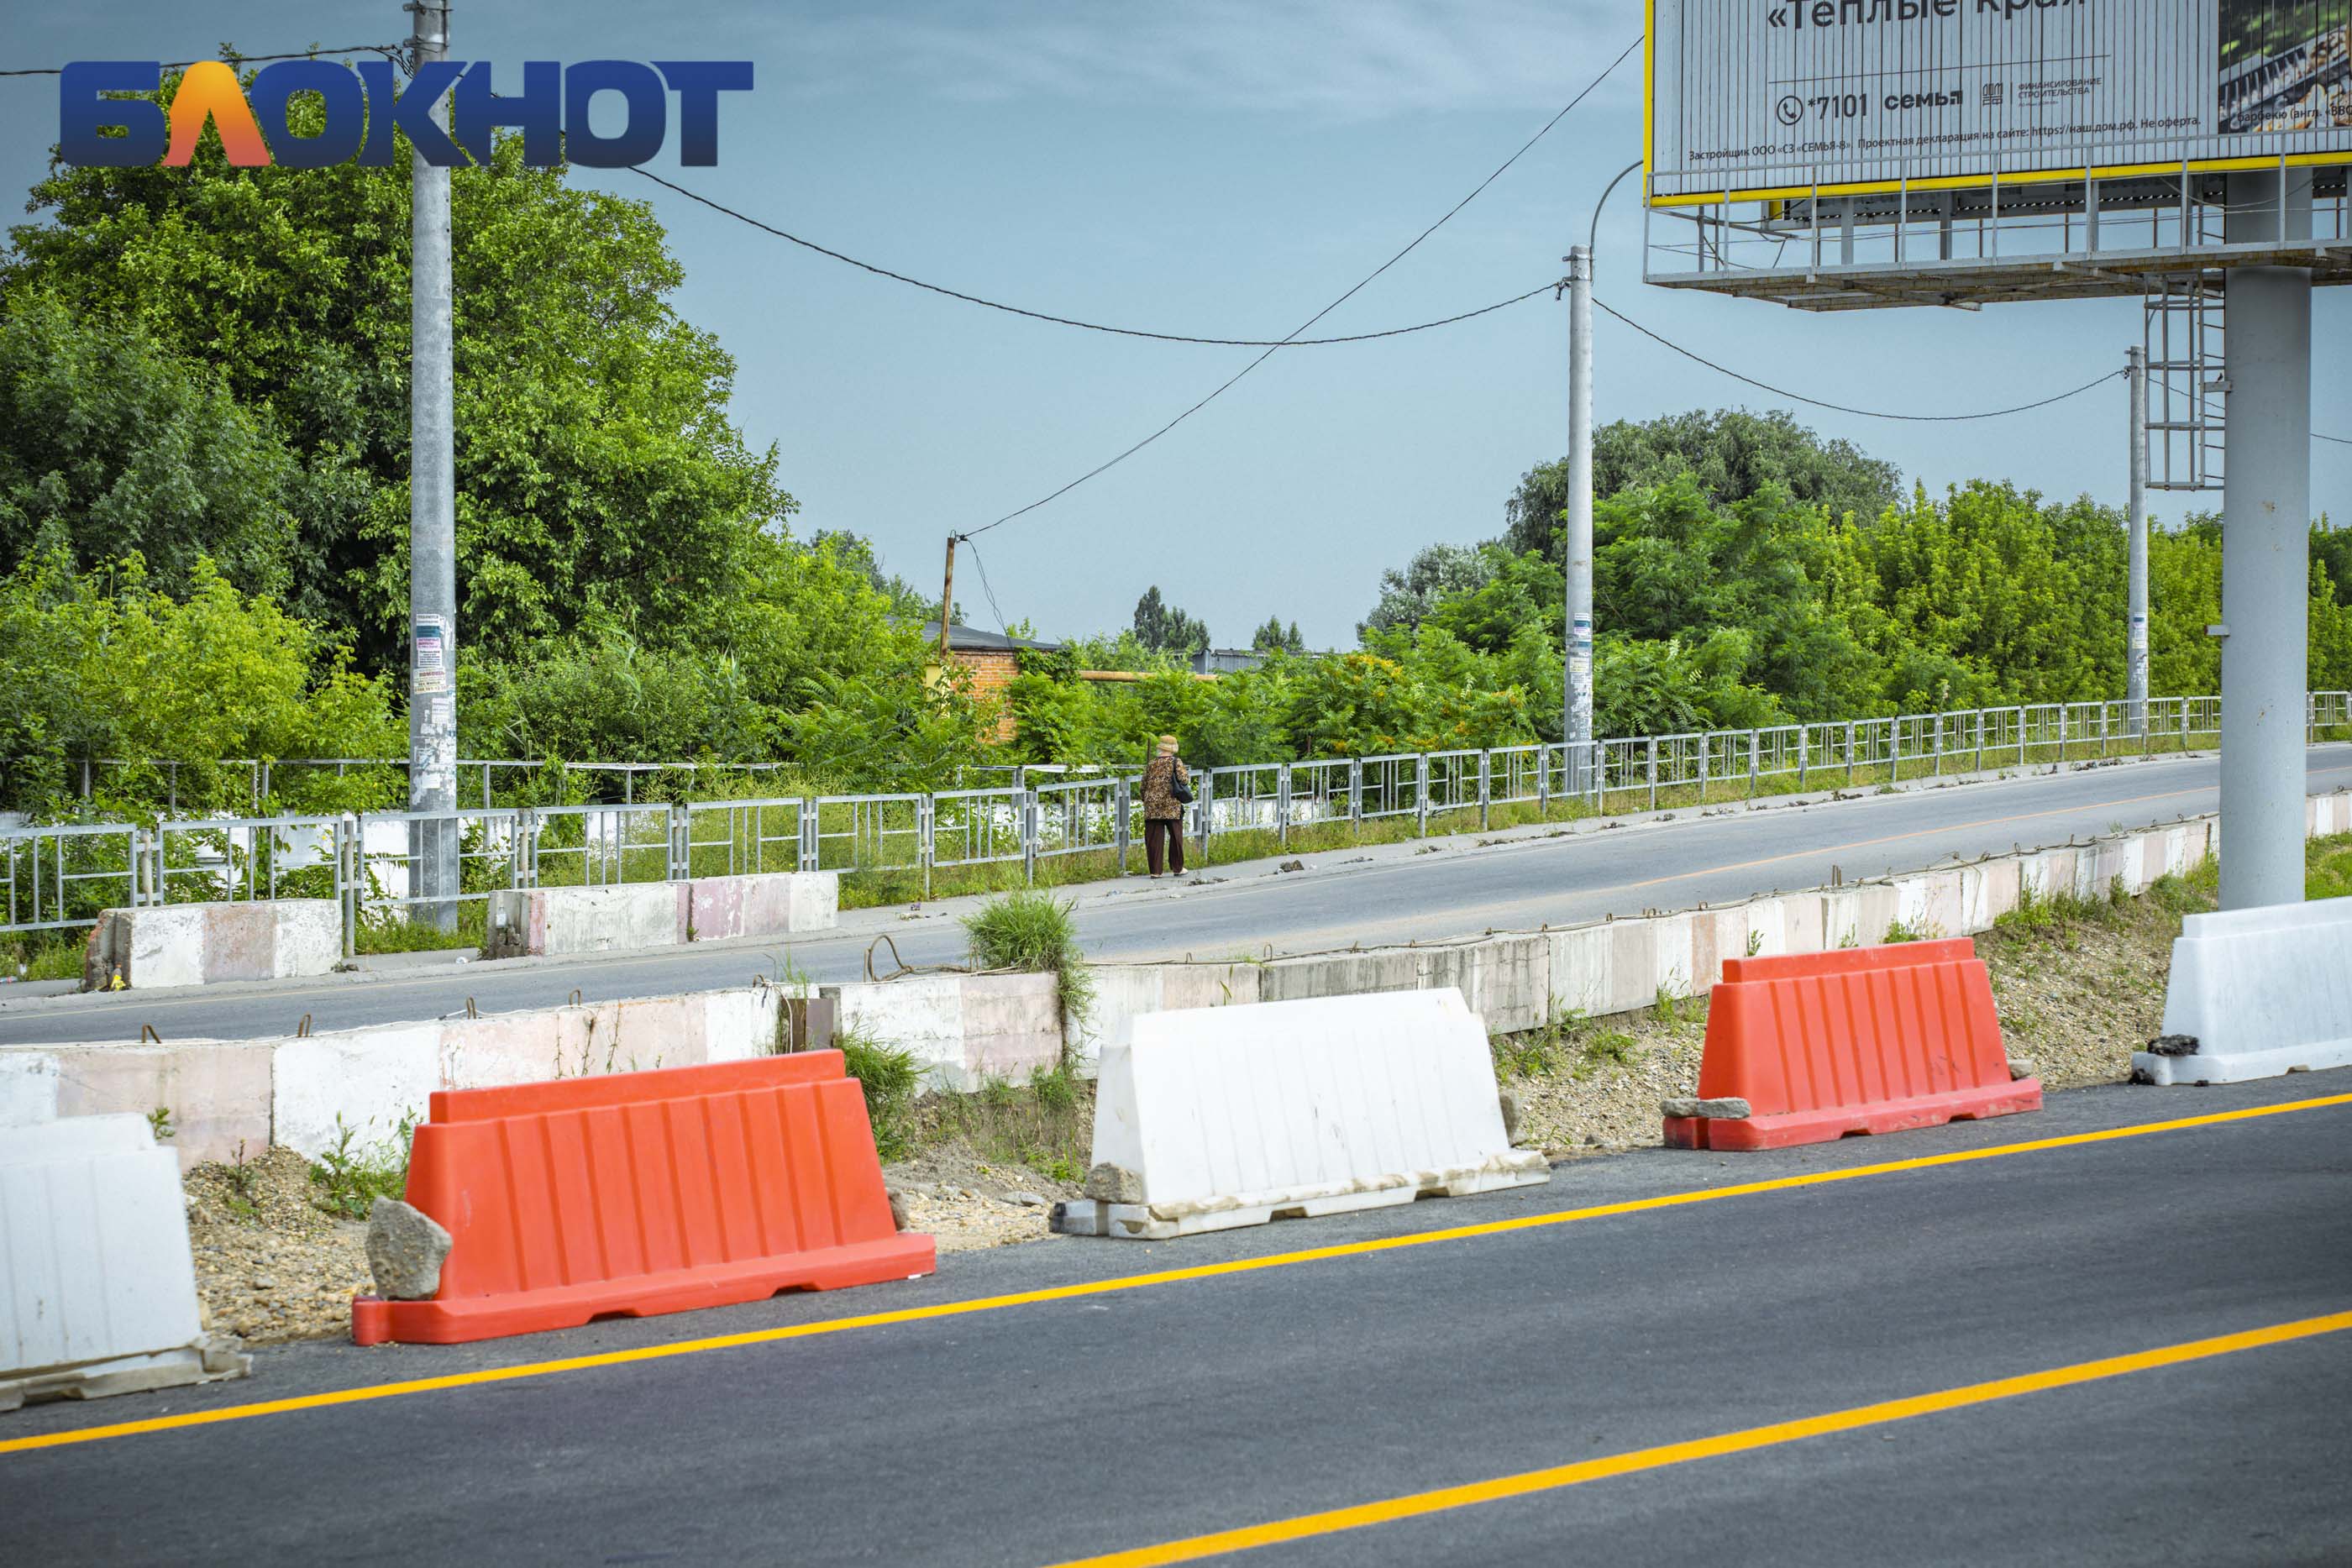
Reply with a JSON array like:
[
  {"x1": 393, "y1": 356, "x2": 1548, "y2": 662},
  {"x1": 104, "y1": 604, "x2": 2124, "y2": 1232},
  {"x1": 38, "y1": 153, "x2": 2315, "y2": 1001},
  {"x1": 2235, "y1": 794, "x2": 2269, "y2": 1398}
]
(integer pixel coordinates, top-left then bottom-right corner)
[
  {"x1": 2126, "y1": 345, "x2": 2149, "y2": 737},
  {"x1": 1562, "y1": 245, "x2": 1594, "y2": 794},
  {"x1": 2218, "y1": 169, "x2": 2312, "y2": 911}
]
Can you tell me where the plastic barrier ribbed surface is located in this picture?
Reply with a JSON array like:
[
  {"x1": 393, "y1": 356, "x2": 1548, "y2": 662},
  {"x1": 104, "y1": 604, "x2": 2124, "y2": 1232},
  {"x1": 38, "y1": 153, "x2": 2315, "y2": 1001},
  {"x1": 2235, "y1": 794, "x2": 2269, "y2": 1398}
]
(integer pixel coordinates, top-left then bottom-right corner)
[
  {"x1": 1665, "y1": 938, "x2": 2039, "y2": 1151},
  {"x1": 350, "y1": 1054, "x2": 934, "y2": 1345},
  {"x1": 1053, "y1": 988, "x2": 1547, "y2": 1240},
  {"x1": 3, "y1": 1114, "x2": 248, "y2": 1409},
  {"x1": 2134, "y1": 895, "x2": 2352, "y2": 1085}
]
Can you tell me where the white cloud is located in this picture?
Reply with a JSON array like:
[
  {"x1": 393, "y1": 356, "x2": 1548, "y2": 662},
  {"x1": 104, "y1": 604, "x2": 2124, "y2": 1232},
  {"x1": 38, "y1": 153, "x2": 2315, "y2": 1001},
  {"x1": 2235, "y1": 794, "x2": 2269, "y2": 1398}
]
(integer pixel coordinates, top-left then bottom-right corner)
[{"x1": 770, "y1": 0, "x2": 1635, "y2": 117}]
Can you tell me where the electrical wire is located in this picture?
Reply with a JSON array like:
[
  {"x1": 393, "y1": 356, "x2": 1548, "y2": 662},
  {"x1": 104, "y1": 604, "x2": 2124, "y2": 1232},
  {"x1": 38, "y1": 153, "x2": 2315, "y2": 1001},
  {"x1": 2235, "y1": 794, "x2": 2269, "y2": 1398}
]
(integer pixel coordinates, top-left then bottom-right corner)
[
  {"x1": 625, "y1": 167, "x2": 1558, "y2": 348},
  {"x1": 1593, "y1": 299, "x2": 2126, "y2": 422},
  {"x1": 960, "y1": 537, "x2": 1011, "y2": 634},
  {"x1": 0, "y1": 45, "x2": 405, "y2": 78},
  {"x1": 958, "y1": 34, "x2": 1642, "y2": 539},
  {"x1": 2318, "y1": 432, "x2": 2352, "y2": 447}
]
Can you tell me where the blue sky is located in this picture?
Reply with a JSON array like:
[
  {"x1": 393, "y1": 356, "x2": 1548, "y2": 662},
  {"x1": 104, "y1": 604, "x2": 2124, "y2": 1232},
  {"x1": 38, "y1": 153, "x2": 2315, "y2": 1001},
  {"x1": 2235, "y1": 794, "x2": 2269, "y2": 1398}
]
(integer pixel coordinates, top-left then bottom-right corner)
[{"x1": 3, "y1": 2, "x2": 2346, "y2": 649}]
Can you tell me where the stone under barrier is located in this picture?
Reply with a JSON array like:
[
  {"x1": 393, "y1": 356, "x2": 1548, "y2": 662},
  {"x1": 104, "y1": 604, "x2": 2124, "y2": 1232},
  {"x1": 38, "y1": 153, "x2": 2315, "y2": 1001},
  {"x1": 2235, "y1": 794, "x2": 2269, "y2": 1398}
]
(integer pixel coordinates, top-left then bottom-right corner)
[
  {"x1": 10, "y1": 793, "x2": 2345, "y2": 1165},
  {"x1": 81, "y1": 900, "x2": 343, "y2": 992},
  {"x1": 483, "y1": 871, "x2": 838, "y2": 959}
]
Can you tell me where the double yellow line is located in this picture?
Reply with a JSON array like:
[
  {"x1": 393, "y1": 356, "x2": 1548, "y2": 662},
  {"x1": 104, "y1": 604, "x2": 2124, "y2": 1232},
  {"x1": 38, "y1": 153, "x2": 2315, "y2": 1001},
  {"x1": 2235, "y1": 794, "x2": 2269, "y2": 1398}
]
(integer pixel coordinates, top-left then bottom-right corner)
[{"x1": 5, "y1": 1091, "x2": 2347, "y2": 1460}]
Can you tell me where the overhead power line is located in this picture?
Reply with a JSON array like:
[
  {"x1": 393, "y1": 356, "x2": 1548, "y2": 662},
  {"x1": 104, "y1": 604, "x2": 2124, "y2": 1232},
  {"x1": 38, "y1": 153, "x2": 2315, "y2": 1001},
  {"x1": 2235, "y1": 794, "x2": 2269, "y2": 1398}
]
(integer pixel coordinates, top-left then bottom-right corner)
[
  {"x1": 0, "y1": 45, "x2": 404, "y2": 79},
  {"x1": 2318, "y1": 431, "x2": 2352, "y2": 447},
  {"x1": 958, "y1": 34, "x2": 1644, "y2": 540},
  {"x1": 626, "y1": 168, "x2": 1557, "y2": 347},
  {"x1": 1593, "y1": 299, "x2": 2124, "y2": 422}
]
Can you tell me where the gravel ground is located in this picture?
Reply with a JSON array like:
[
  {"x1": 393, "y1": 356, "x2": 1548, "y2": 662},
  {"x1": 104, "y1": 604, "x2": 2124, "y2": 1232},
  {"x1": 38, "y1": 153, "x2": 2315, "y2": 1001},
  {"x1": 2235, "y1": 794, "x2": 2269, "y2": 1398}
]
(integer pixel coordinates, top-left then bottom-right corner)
[
  {"x1": 182, "y1": 1149, "x2": 371, "y2": 1345},
  {"x1": 885, "y1": 1146, "x2": 1084, "y2": 1252}
]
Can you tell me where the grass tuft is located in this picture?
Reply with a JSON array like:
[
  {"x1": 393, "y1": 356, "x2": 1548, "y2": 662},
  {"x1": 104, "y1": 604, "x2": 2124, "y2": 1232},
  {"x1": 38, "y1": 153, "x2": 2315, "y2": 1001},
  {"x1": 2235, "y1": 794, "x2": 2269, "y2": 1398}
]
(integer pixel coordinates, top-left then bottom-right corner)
[{"x1": 963, "y1": 890, "x2": 1095, "y2": 1059}]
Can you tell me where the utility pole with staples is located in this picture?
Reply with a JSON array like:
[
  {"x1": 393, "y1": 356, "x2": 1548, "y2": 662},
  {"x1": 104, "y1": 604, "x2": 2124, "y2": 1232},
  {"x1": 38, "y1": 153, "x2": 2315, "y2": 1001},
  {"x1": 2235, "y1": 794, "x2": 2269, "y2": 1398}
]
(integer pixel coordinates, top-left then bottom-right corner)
[{"x1": 405, "y1": 0, "x2": 459, "y2": 930}]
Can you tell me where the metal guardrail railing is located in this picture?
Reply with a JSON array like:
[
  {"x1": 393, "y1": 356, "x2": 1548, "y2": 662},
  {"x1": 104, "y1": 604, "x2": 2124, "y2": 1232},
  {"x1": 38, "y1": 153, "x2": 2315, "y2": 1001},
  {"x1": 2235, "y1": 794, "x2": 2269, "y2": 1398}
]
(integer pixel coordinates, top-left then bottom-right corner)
[{"x1": 5, "y1": 693, "x2": 2343, "y2": 947}]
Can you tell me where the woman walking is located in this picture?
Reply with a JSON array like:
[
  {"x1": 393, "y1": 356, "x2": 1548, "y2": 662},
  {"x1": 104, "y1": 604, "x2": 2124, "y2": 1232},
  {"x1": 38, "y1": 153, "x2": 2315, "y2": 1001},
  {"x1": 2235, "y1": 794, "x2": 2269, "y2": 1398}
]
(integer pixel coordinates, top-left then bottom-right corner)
[{"x1": 1139, "y1": 734, "x2": 1191, "y2": 878}]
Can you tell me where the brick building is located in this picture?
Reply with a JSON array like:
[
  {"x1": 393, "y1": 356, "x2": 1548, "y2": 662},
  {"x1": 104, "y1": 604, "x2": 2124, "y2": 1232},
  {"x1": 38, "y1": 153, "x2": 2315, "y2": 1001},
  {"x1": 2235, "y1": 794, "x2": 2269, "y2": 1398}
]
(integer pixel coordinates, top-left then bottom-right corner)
[{"x1": 922, "y1": 622, "x2": 1062, "y2": 742}]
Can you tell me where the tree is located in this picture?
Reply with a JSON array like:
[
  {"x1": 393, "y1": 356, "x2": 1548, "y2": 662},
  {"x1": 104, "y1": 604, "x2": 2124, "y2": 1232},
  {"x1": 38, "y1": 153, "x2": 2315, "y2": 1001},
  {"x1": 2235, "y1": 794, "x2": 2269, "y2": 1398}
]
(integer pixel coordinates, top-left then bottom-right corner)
[
  {"x1": 1358, "y1": 543, "x2": 1495, "y2": 637},
  {"x1": 3, "y1": 65, "x2": 790, "y2": 668},
  {"x1": 0, "y1": 292, "x2": 298, "y2": 600},
  {"x1": 1131, "y1": 585, "x2": 1210, "y2": 656},
  {"x1": 1501, "y1": 409, "x2": 1903, "y2": 560},
  {"x1": 1250, "y1": 616, "x2": 1305, "y2": 653}
]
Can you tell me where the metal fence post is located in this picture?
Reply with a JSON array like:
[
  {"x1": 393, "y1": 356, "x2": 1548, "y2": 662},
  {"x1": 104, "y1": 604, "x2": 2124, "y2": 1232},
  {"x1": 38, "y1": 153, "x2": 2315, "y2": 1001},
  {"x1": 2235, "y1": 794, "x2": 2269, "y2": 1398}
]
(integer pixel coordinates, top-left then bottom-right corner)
[
  {"x1": 669, "y1": 801, "x2": 690, "y2": 882},
  {"x1": 1977, "y1": 708, "x2": 1987, "y2": 773},
  {"x1": 1932, "y1": 714, "x2": 1943, "y2": 777},
  {"x1": 798, "y1": 798, "x2": 817, "y2": 873},
  {"x1": 1349, "y1": 759, "x2": 1363, "y2": 834},
  {"x1": 1196, "y1": 773, "x2": 1214, "y2": 862},
  {"x1": 1696, "y1": 737, "x2": 1709, "y2": 804},
  {"x1": 1646, "y1": 737, "x2": 1658, "y2": 812},
  {"x1": 1277, "y1": 763, "x2": 1293, "y2": 849},
  {"x1": 1798, "y1": 727, "x2": 1809, "y2": 789},
  {"x1": 920, "y1": 795, "x2": 937, "y2": 897},
  {"x1": 1846, "y1": 721, "x2": 1857, "y2": 787},
  {"x1": 2056, "y1": 705, "x2": 2067, "y2": 768},
  {"x1": 1477, "y1": 753, "x2": 1490, "y2": 830},
  {"x1": 1112, "y1": 780, "x2": 1129, "y2": 876},
  {"x1": 1747, "y1": 730, "x2": 1760, "y2": 798},
  {"x1": 1415, "y1": 756, "x2": 1430, "y2": 836},
  {"x1": 1536, "y1": 746, "x2": 1551, "y2": 816},
  {"x1": 1023, "y1": 790, "x2": 1038, "y2": 885}
]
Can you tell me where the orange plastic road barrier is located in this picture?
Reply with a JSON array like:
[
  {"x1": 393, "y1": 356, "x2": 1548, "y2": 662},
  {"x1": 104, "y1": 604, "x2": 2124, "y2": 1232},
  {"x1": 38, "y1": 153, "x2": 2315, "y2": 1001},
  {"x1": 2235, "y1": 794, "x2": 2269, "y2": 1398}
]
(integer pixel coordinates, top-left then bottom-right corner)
[
  {"x1": 350, "y1": 1053, "x2": 934, "y2": 1345},
  {"x1": 1665, "y1": 938, "x2": 2040, "y2": 1151}
]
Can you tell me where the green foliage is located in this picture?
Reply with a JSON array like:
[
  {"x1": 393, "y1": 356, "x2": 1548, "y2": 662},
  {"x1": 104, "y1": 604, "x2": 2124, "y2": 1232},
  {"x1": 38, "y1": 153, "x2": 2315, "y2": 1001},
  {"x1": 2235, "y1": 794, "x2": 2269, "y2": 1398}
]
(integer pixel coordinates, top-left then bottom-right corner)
[
  {"x1": 963, "y1": 891, "x2": 1095, "y2": 1048},
  {"x1": 0, "y1": 549, "x2": 402, "y2": 814},
  {"x1": 837, "y1": 1026, "x2": 922, "y2": 1162},
  {"x1": 2307, "y1": 833, "x2": 2352, "y2": 901},
  {"x1": 308, "y1": 1109, "x2": 419, "y2": 1219},
  {"x1": 1881, "y1": 917, "x2": 1938, "y2": 944},
  {"x1": 1250, "y1": 616, "x2": 1305, "y2": 654}
]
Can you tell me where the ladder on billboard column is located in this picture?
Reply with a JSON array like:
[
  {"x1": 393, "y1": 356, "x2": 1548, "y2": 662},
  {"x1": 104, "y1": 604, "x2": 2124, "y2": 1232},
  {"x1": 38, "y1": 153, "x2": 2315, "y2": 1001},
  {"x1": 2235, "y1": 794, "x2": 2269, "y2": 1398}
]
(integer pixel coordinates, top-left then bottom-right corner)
[{"x1": 2143, "y1": 272, "x2": 2227, "y2": 495}]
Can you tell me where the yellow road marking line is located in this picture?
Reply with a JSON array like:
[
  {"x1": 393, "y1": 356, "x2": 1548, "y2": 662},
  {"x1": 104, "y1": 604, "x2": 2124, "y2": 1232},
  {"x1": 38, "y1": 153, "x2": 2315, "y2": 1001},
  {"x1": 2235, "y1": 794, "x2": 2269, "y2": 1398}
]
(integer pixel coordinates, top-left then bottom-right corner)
[
  {"x1": 1044, "y1": 1308, "x2": 2352, "y2": 1567},
  {"x1": 4, "y1": 1090, "x2": 2347, "y2": 1459}
]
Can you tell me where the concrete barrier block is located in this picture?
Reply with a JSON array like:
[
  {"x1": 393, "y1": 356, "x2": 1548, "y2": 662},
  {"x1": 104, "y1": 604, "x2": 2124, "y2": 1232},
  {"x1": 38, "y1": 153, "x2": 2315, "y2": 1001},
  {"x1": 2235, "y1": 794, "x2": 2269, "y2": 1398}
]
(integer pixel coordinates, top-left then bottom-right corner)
[
  {"x1": 0, "y1": 1114, "x2": 247, "y2": 1410},
  {"x1": 123, "y1": 905, "x2": 207, "y2": 989},
  {"x1": 486, "y1": 883, "x2": 685, "y2": 959},
  {"x1": 1650, "y1": 913, "x2": 1696, "y2": 1000},
  {"x1": 1262, "y1": 948, "x2": 1419, "y2": 1004},
  {"x1": 52, "y1": 1042, "x2": 273, "y2": 1170},
  {"x1": 274, "y1": 1024, "x2": 440, "y2": 1159},
  {"x1": 683, "y1": 872, "x2": 839, "y2": 941},
  {"x1": 1604, "y1": 919, "x2": 1659, "y2": 1014},
  {"x1": 0, "y1": 1051, "x2": 60, "y2": 1126},
  {"x1": 612, "y1": 993, "x2": 709, "y2": 1072},
  {"x1": 1742, "y1": 898, "x2": 1788, "y2": 960},
  {"x1": 1162, "y1": 962, "x2": 1260, "y2": 1012},
  {"x1": 1778, "y1": 891, "x2": 1825, "y2": 956},
  {"x1": 962, "y1": 973, "x2": 1064, "y2": 1085},
  {"x1": 1546, "y1": 925, "x2": 1615, "y2": 1018},
  {"x1": 272, "y1": 900, "x2": 344, "y2": 978},
  {"x1": 1419, "y1": 936, "x2": 1549, "y2": 1035},
  {"x1": 2134, "y1": 895, "x2": 2352, "y2": 1084},
  {"x1": 1058, "y1": 988, "x2": 1546, "y2": 1240},
  {"x1": 825, "y1": 974, "x2": 965, "y2": 1086},
  {"x1": 202, "y1": 903, "x2": 281, "y2": 983},
  {"x1": 1694, "y1": 909, "x2": 1745, "y2": 990},
  {"x1": 1975, "y1": 857, "x2": 2023, "y2": 929},
  {"x1": 706, "y1": 987, "x2": 788, "y2": 1063},
  {"x1": 1073, "y1": 966, "x2": 1162, "y2": 1075}
]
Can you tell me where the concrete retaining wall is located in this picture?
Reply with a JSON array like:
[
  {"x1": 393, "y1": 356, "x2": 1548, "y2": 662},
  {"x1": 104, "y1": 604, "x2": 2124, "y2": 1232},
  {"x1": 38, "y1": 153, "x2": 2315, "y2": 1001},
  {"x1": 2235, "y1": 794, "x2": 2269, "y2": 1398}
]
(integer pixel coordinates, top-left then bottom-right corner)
[
  {"x1": 0, "y1": 983, "x2": 809, "y2": 1168},
  {"x1": 485, "y1": 873, "x2": 839, "y2": 959},
  {"x1": 81, "y1": 900, "x2": 342, "y2": 992},
  {"x1": 7, "y1": 794, "x2": 2331, "y2": 1163}
]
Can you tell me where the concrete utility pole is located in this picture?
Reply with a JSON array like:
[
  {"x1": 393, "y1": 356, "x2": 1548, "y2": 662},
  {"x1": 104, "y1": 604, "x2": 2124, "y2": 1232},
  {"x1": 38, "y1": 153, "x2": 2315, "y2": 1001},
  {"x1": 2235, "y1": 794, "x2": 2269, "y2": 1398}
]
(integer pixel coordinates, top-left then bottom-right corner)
[
  {"x1": 1562, "y1": 245, "x2": 1594, "y2": 794},
  {"x1": 407, "y1": 0, "x2": 459, "y2": 929},
  {"x1": 2126, "y1": 344, "x2": 2149, "y2": 736},
  {"x1": 2218, "y1": 169, "x2": 2313, "y2": 911}
]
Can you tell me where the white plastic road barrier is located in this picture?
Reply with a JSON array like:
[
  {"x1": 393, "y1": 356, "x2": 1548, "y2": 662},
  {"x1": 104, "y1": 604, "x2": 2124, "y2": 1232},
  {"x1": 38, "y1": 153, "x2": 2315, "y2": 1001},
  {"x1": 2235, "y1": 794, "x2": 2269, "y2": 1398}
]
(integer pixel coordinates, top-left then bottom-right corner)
[
  {"x1": 2133, "y1": 894, "x2": 2352, "y2": 1086},
  {"x1": 1, "y1": 1114, "x2": 249, "y2": 1411},
  {"x1": 1053, "y1": 988, "x2": 1548, "y2": 1240}
]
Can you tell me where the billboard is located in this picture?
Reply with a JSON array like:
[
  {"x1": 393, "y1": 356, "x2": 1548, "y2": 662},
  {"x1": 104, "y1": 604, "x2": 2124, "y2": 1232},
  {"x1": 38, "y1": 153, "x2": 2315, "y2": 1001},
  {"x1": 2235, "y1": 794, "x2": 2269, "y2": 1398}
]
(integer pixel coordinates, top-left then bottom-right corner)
[{"x1": 1646, "y1": 0, "x2": 2352, "y2": 202}]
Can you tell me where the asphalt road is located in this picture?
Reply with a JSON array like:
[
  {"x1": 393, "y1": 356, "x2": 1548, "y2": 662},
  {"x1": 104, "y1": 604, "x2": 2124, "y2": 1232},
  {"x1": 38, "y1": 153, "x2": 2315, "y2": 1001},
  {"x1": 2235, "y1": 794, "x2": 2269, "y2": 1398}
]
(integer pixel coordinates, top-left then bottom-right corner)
[
  {"x1": 7, "y1": 746, "x2": 2349, "y2": 1046},
  {"x1": 7, "y1": 1072, "x2": 2349, "y2": 1565}
]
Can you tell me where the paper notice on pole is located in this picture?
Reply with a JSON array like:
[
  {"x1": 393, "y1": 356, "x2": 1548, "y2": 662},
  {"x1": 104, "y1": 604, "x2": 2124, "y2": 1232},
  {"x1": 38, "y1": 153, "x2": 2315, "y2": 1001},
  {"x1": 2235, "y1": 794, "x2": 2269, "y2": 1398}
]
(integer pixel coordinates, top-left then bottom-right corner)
[{"x1": 412, "y1": 617, "x2": 449, "y2": 694}]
